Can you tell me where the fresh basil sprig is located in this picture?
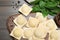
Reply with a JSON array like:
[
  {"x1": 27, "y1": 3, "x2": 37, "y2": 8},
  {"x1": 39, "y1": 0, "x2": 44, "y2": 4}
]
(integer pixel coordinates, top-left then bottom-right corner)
[{"x1": 30, "y1": 0, "x2": 60, "y2": 17}]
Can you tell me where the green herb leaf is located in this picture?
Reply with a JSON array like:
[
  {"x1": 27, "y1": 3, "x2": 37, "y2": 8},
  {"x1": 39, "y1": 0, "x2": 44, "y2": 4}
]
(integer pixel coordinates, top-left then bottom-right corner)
[
  {"x1": 45, "y1": 2, "x2": 58, "y2": 8},
  {"x1": 30, "y1": 0, "x2": 40, "y2": 5},
  {"x1": 30, "y1": 0, "x2": 60, "y2": 16},
  {"x1": 41, "y1": 9, "x2": 48, "y2": 17},
  {"x1": 51, "y1": 7, "x2": 60, "y2": 13},
  {"x1": 49, "y1": 11, "x2": 56, "y2": 16},
  {"x1": 39, "y1": 1, "x2": 46, "y2": 8},
  {"x1": 32, "y1": 5, "x2": 41, "y2": 12}
]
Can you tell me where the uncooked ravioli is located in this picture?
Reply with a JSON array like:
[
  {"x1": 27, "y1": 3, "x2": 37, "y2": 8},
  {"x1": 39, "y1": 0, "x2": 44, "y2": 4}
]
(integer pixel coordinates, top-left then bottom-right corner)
[
  {"x1": 35, "y1": 12, "x2": 48, "y2": 23},
  {"x1": 27, "y1": 17, "x2": 39, "y2": 28},
  {"x1": 19, "y1": 4, "x2": 32, "y2": 16},
  {"x1": 34, "y1": 24, "x2": 48, "y2": 38},
  {"x1": 49, "y1": 30, "x2": 58, "y2": 40},
  {"x1": 10, "y1": 26, "x2": 23, "y2": 40},
  {"x1": 14, "y1": 14, "x2": 27, "y2": 26},
  {"x1": 24, "y1": 28, "x2": 35, "y2": 38},
  {"x1": 29, "y1": 35, "x2": 45, "y2": 40},
  {"x1": 13, "y1": 28, "x2": 22, "y2": 37},
  {"x1": 46, "y1": 19, "x2": 58, "y2": 33},
  {"x1": 36, "y1": 12, "x2": 44, "y2": 22}
]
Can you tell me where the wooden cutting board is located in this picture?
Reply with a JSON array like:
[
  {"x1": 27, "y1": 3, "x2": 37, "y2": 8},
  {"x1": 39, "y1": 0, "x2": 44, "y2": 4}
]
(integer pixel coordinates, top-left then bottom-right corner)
[{"x1": 6, "y1": 13, "x2": 49, "y2": 40}]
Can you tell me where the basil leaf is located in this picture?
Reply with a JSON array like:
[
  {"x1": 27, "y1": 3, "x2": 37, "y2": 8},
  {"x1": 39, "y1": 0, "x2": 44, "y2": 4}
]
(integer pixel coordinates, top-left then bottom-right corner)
[
  {"x1": 30, "y1": 0, "x2": 60, "y2": 16},
  {"x1": 44, "y1": 0, "x2": 49, "y2": 2},
  {"x1": 39, "y1": 1, "x2": 46, "y2": 8},
  {"x1": 32, "y1": 5, "x2": 41, "y2": 12},
  {"x1": 49, "y1": 11, "x2": 56, "y2": 16},
  {"x1": 41, "y1": 9, "x2": 48, "y2": 17},
  {"x1": 45, "y1": 2, "x2": 58, "y2": 8},
  {"x1": 30, "y1": 0, "x2": 40, "y2": 5},
  {"x1": 51, "y1": 7, "x2": 60, "y2": 13}
]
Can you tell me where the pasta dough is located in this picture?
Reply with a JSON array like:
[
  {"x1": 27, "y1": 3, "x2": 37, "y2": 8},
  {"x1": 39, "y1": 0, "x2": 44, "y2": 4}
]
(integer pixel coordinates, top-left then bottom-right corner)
[
  {"x1": 10, "y1": 26, "x2": 23, "y2": 40},
  {"x1": 23, "y1": 28, "x2": 35, "y2": 38},
  {"x1": 46, "y1": 19, "x2": 58, "y2": 33},
  {"x1": 13, "y1": 28, "x2": 22, "y2": 37},
  {"x1": 26, "y1": 17, "x2": 39, "y2": 28},
  {"x1": 49, "y1": 30, "x2": 60, "y2": 40},
  {"x1": 49, "y1": 38, "x2": 55, "y2": 40},
  {"x1": 51, "y1": 30, "x2": 58, "y2": 39},
  {"x1": 29, "y1": 35, "x2": 45, "y2": 40},
  {"x1": 57, "y1": 30, "x2": 60, "y2": 40},
  {"x1": 49, "y1": 30, "x2": 58, "y2": 40},
  {"x1": 34, "y1": 23, "x2": 48, "y2": 38},
  {"x1": 19, "y1": 4, "x2": 32, "y2": 16},
  {"x1": 14, "y1": 14, "x2": 27, "y2": 27},
  {"x1": 37, "y1": 19, "x2": 58, "y2": 33},
  {"x1": 28, "y1": 19, "x2": 57, "y2": 39},
  {"x1": 35, "y1": 12, "x2": 48, "y2": 23},
  {"x1": 36, "y1": 12, "x2": 44, "y2": 22}
]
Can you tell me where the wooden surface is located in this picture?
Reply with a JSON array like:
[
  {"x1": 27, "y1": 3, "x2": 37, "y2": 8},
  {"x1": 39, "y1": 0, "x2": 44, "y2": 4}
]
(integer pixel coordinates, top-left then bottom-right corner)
[
  {"x1": 0, "y1": 0, "x2": 25, "y2": 40},
  {"x1": 7, "y1": 14, "x2": 19, "y2": 33},
  {"x1": 0, "y1": 6, "x2": 19, "y2": 40}
]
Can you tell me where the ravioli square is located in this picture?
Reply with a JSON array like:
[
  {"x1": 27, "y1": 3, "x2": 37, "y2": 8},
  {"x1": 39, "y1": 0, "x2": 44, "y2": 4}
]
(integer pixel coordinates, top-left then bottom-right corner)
[
  {"x1": 10, "y1": 26, "x2": 23, "y2": 40},
  {"x1": 46, "y1": 19, "x2": 58, "y2": 33},
  {"x1": 36, "y1": 12, "x2": 44, "y2": 21},
  {"x1": 34, "y1": 23, "x2": 48, "y2": 38},
  {"x1": 19, "y1": 4, "x2": 32, "y2": 16},
  {"x1": 49, "y1": 30, "x2": 60, "y2": 40},
  {"x1": 23, "y1": 28, "x2": 35, "y2": 38},
  {"x1": 35, "y1": 12, "x2": 48, "y2": 23},
  {"x1": 14, "y1": 14, "x2": 27, "y2": 27},
  {"x1": 38, "y1": 19, "x2": 58, "y2": 33},
  {"x1": 26, "y1": 17, "x2": 39, "y2": 28}
]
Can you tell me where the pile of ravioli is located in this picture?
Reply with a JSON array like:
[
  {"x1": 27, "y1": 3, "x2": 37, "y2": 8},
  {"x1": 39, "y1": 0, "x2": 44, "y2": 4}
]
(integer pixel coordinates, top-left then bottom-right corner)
[{"x1": 10, "y1": 4, "x2": 60, "y2": 40}]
